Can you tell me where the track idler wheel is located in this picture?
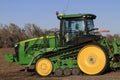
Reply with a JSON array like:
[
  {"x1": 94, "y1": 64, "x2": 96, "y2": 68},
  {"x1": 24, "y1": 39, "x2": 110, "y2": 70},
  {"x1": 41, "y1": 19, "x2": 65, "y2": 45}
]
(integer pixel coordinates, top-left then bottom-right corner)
[
  {"x1": 77, "y1": 44, "x2": 109, "y2": 75},
  {"x1": 35, "y1": 58, "x2": 53, "y2": 76},
  {"x1": 64, "y1": 68, "x2": 71, "y2": 76},
  {"x1": 55, "y1": 68, "x2": 63, "y2": 77}
]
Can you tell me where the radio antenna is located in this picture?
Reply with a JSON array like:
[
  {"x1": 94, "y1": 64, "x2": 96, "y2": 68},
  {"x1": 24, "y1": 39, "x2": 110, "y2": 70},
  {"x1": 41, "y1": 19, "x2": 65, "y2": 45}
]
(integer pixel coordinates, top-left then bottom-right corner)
[{"x1": 63, "y1": 0, "x2": 70, "y2": 14}]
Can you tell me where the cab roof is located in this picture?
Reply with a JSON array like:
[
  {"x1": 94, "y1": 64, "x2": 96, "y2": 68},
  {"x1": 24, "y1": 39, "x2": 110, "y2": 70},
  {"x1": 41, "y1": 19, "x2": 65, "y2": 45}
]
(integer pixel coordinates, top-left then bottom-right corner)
[{"x1": 57, "y1": 13, "x2": 96, "y2": 20}]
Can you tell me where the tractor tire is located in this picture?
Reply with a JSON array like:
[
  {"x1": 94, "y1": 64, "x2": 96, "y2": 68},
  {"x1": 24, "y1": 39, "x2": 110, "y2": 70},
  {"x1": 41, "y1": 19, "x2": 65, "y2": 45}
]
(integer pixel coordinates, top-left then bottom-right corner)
[
  {"x1": 72, "y1": 68, "x2": 81, "y2": 75},
  {"x1": 63, "y1": 68, "x2": 71, "y2": 76},
  {"x1": 55, "y1": 68, "x2": 63, "y2": 77},
  {"x1": 35, "y1": 58, "x2": 52, "y2": 76},
  {"x1": 77, "y1": 44, "x2": 109, "y2": 75}
]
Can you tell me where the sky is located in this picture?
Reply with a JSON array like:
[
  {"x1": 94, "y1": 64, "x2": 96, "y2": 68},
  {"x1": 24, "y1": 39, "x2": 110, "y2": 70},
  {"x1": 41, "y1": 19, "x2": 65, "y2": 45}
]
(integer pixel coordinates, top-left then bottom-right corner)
[{"x1": 0, "y1": 0, "x2": 120, "y2": 34}]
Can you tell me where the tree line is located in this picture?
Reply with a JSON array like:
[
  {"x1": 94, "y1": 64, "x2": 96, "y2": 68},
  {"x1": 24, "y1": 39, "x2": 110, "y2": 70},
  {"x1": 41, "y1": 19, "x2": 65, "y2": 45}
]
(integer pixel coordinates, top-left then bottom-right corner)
[
  {"x1": 0, "y1": 23, "x2": 120, "y2": 48},
  {"x1": 0, "y1": 23, "x2": 58, "y2": 48}
]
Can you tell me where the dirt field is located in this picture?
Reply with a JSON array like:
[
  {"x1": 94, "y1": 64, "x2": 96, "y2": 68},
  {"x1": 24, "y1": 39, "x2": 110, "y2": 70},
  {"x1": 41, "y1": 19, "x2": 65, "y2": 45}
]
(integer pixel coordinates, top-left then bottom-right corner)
[{"x1": 1, "y1": 48, "x2": 120, "y2": 80}]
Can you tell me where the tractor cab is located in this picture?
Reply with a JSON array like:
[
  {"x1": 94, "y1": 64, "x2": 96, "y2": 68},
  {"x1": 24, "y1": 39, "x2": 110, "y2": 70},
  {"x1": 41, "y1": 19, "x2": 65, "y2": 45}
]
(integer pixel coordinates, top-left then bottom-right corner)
[{"x1": 57, "y1": 13, "x2": 98, "y2": 46}]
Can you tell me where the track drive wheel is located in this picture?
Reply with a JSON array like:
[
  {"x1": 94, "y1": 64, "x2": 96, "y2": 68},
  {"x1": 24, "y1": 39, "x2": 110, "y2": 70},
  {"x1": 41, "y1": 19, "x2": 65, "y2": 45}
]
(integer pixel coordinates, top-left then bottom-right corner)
[
  {"x1": 77, "y1": 44, "x2": 109, "y2": 75},
  {"x1": 35, "y1": 58, "x2": 52, "y2": 76},
  {"x1": 64, "y1": 68, "x2": 71, "y2": 76},
  {"x1": 55, "y1": 68, "x2": 63, "y2": 77}
]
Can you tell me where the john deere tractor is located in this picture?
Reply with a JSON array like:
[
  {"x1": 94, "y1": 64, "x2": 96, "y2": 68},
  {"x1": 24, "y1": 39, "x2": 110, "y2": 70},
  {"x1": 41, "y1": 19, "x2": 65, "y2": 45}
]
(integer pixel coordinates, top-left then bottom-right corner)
[{"x1": 5, "y1": 12, "x2": 120, "y2": 76}]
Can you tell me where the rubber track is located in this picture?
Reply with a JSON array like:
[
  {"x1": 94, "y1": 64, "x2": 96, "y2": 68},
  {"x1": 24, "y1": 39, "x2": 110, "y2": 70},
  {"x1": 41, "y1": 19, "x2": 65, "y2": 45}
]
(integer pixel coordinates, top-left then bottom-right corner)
[{"x1": 41, "y1": 41, "x2": 92, "y2": 58}]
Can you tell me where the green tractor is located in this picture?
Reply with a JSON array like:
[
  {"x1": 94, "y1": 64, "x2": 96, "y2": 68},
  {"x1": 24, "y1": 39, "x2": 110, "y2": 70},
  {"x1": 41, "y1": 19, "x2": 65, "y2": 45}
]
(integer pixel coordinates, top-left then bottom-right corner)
[{"x1": 5, "y1": 12, "x2": 120, "y2": 76}]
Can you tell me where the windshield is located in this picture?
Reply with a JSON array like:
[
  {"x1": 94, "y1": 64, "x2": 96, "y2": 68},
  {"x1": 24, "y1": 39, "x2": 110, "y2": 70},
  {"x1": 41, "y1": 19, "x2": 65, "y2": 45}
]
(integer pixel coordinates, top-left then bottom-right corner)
[
  {"x1": 63, "y1": 19, "x2": 85, "y2": 42},
  {"x1": 64, "y1": 19, "x2": 85, "y2": 33},
  {"x1": 86, "y1": 19, "x2": 94, "y2": 31}
]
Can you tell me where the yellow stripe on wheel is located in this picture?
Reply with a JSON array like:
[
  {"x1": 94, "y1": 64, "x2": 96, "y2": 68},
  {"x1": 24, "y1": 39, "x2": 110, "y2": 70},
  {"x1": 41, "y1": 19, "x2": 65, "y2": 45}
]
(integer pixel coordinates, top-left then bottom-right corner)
[
  {"x1": 77, "y1": 44, "x2": 107, "y2": 75},
  {"x1": 36, "y1": 58, "x2": 52, "y2": 76}
]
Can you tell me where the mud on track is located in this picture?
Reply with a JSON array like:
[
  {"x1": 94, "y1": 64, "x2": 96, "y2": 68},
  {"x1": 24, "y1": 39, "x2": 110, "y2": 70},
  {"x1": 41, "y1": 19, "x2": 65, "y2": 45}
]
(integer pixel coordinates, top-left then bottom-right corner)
[{"x1": 1, "y1": 48, "x2": 120, "y2": 80}]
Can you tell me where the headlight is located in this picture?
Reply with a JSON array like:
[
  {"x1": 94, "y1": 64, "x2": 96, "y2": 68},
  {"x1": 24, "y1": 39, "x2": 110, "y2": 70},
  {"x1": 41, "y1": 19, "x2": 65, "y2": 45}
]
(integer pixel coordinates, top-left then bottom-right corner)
[{"x1": 14, "y1": 44, "x2": 18, "y2": 47}]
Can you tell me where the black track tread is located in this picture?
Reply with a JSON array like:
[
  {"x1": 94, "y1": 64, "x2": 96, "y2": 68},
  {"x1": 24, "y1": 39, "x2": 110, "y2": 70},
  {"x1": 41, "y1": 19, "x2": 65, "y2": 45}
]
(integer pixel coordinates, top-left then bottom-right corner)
[{"x1": 41, "y1": 41, "x2": 92, "y2": 58}]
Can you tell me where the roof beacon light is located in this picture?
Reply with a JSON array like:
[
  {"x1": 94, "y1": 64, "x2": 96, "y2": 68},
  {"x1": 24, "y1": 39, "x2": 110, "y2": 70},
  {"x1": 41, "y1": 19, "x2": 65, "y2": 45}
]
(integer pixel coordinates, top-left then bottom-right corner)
[{"x1": 56, "y1": 11, "x2": 59, "y2": 16}]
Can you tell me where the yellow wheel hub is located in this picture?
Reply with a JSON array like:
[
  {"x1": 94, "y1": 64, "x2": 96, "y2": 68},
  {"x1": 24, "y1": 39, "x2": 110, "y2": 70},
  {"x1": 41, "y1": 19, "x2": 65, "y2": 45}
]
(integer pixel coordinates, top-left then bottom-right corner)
[
  {"x1": 77, "y1": 45, "x2": 106, "y2": 75},
  {"x1": 36, "y1": 58, "x2": 52, "y2": 76}
]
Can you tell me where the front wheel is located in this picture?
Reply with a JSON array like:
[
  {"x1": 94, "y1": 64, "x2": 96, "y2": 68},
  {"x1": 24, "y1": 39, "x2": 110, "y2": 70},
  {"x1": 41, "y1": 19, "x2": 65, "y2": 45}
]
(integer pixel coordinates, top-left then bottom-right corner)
[
  {"x1": 77, "y1": 44, "x2": 109, "y2": 75},
  {"x1": 35, "y1": 58, "x2": 53, "y2": 76}
]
